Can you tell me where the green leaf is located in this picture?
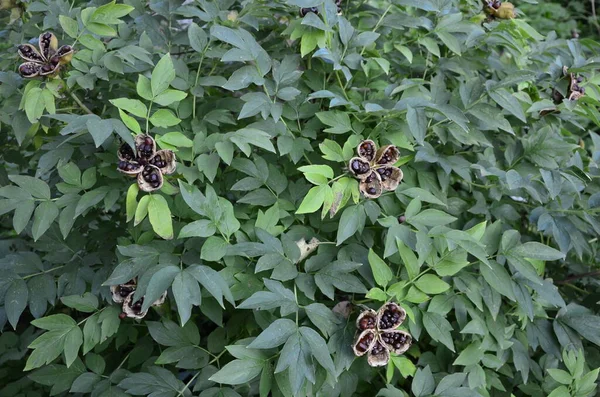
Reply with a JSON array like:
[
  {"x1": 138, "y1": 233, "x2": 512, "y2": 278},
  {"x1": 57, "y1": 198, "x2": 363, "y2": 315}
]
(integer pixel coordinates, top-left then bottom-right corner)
[
  {"x1": 397, "y1": 239, "x2": 420, "y2": 280},
  {"x1": 59, "y1": 15, "x2": 79, "y2": 38},
  {"x1": 172, "y1": 270, "x2": 202, "y2": 326},
  {"x1": 209, "y1": 359, "x2": 264, "y2": 385},
  {"x1": 512, "y1": 242, "x2": 565, "y2": 261},
  {"x1": 5, "y1": 278, "x2": 28, "y2": 329},
  {"x1": 200, "y1": 236, "x2": 228, "y2": 262},
  {"x1": 423, "y1": 312, "x2": 455, "y2": 352},
  {"x1": 32, "y1": 201, "x2": 59, "y2": 241},
  {"x1": 316, "y1": 111, "x2": 352, "y2": 134},
  {"x1": 296, "y1": 185, "x2": 328, "y2": 214},
  {"x1": 60, "y1": 293, "x2": 99, "y2": 313},
  {"x1": 126, "y1": 183, "x2": 139, "y2": 222},
  {"x1": 547, "y1": 369, "x2": 572, "y2": 385},
  {"x1": 368, "y1": 248, "x2": 393, "y2": 288},
  {"x1": 411, "y1": 366, "x2": 435, "y2": 397},
  {"x1": 188, "y1": 22, "x2": 208, "y2": 52},
  {"x1": 179, "y1": 219, "x2": 216, "y2": 238},
  {"x1": 408, "y1": 209, "x2": 457, "y2": 227},
  {"x1": 151, "y1": 54, "x2": 176, "y2": 96},
  {"x1": 336, "y1": 204, "x2": 366, "y2": 245},
  {"x1": 248, "y1": 319, "x2": 297, "y2": 349},
  {"x1": 149, "y1": 109, "x2": 181, "y2": 127},
  {"x1": 188, "y1": 264, "x2": 234, "y2": 307},
  {"x1": 110, "y1": 98, "x2": 148, "y2": 118},
  {"x1": 154, "y1": 90, "x2": 188, "y2": 106},
  {"x1": 299, "y1": 326, "x2": 336, "y2": 377},
  {"x1": 304, "y1": 303, "x2": 339, "y2": 337},
  {"x1": 148, "y1": 195, "x2": 173, "y2": 239},
  {"x1": 8, "y1": 175, "x2": 51, "y2": 199},
  {"x1": 414, "y1": 274, "x2": 450, "y2": 295}
]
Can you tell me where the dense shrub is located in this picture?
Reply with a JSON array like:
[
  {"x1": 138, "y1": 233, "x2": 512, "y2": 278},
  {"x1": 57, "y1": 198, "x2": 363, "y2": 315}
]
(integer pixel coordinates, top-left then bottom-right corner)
[{"x1": 1, "y1": 0, "x2": 600, "y2": 395}]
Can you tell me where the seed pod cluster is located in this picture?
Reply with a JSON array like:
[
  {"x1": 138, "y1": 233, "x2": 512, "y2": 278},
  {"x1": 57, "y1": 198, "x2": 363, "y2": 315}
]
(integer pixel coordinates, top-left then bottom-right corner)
[
  {"x1": 110, "y1": 279, "x2": 166, "y2": 319},
  {"x1": 348, "y1": 140, "x2": 403, "y2": 199},
  {"x1": 117, "y1": 134, "x2": 177, "y2": 192},
  {"x1": 299, "y1": 0, "x2": 342, "y2": 17},
  {"x1": 565, "y1": 66, "x2": 586, "y2": 101},
  {"x1": 352, "y1": 302, "x2": 412, "y2": 367},
  {"x1": 17, "y1": 32, "x2": 73, "y2": 78}
]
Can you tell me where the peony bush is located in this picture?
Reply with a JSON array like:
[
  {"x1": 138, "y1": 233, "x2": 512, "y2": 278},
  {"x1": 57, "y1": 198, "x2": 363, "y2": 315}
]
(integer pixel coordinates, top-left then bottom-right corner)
[{"x1": 1, "y1": 0, "x2": 600, "y2": 396}]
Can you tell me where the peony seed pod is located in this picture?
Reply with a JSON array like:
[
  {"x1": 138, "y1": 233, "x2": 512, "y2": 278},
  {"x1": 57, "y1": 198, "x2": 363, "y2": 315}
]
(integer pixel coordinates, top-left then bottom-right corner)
[
  {"x1": 348, "y1": 157, "x2": 372, "y2": 180},
  {"x1": 149, "y1": 150, "x2": 177, "y2": 175},
  {"x1": 138, "y1": 164, "x2": 164, "y2": 192},
  {"x1": 377, "y1": 302, "x2": 407, "y2": 330},
  {"x1": 375, "y1": 166, "x2": 403, "y2": 192},
  {"x1": 367, "y1": 339, "x2": 390, "y2": 367}
]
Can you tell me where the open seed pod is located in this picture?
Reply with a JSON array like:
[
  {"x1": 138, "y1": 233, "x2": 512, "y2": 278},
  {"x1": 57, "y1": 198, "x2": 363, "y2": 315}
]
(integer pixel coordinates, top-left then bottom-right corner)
[
  {"x1": 149, "y1": 150, "x2": 176, "y2": 175},
  {"x1": 18, "y1": 44, "x2": 45, "y2": 63},
  {"x1": 110, "y1": 281, "x2": 136, "y2": 304},
  {"x1": 138, "y1": 164, "x2": 163, "y2": 192},
  {"x1": 118, "y1": 160, "x2": 143, "y2": 175},
  {"x1": 356, "y1": 309, "x2": 378, "y2": 331},
  {"x1": 357, "y1": 140, "x2": 377, "y2": 162},
  {"x1": 380, "y1": 330, "x2": 412, "y2": 355},
  {"x1": 118, "y1": 143, "x2": 136, "y2": 162},
  {"x1": 56, "y1": 45, "x2": 74, "y2": 64},
  {"x1": 348, "y1": 157, "x2": 372, "y2": 180},
  {"x1": 375, "y1": 166, "x2": 403, "y2": 191},
  {"x1": 19, "y1": 62, "x2": 42, "y2": 78},
  {"x1": 39, "y1": 32, "x2": 58, "y2": 59},
  {"x1": 376, "y1": 145, "x2": 400, "y2": 166},
  {"x1": 367, "y1": 339, "x2": 390, "y2": 367},
  {"x1": 352, "y1": 329, "x2": 376, "y2": 357},
  {"x1": 377, "y1": 302, "x2": 407, "y2": 330},
  {"x1": 359, "y1": 171, "x2": 383, "y2": 199},
  {"x1": 135, "y1": 134, "x2": 156, "y2": 159},
  {"x1": 299, "y1": 6, "x2": 318, "y2": 16},
  {"x1": 123, "y1": 294, "x2": 148, "y2": 319}
]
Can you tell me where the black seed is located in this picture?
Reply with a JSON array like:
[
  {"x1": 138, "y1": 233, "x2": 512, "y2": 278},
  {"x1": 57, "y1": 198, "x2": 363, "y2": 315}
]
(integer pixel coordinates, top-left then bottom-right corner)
[{"x1": 367, "y1": 187, "x2": 376, "y2": 195}]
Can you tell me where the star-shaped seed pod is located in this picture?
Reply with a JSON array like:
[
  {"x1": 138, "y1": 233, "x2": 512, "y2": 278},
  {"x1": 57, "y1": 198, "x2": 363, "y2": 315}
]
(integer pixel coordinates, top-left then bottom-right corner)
[
  {"x1": 18, "y1": 32, "x2": 73, "y2": 78},
  {"x1": 348, "y1": 140, "x2": 403, "y2": 199},
  {"x1": 353, "y1": 302, "x2": 412, "y2": 367},
  {"x1": 111, "y1": 278, "x2": 167, "y2": 319},
  {"x1": 117, "y1": 134, "x2": 176, "y2": 192}
]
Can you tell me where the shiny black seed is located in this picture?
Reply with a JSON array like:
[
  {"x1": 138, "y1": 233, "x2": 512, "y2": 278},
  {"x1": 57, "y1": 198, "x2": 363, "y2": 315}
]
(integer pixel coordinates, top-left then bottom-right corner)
[
  {"x1": 41, "y1": 64, "x2": 53, "y2": 72},
  {"x1": 367, "y1": 187, "x2": 376, "y2": 195}
]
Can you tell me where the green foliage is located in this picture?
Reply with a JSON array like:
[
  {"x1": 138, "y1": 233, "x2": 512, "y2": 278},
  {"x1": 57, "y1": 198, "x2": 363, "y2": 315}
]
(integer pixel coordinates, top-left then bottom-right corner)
[{"x1": 1, "y1": 0, "x2": 600, "y2": 396}]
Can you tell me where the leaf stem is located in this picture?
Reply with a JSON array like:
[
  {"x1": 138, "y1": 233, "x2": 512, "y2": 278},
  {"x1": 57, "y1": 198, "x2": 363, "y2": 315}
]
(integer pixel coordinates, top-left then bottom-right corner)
[
  {"x1": 23, "y1": 265, "x2": 65, "y2": 280},
  {"x1": 69, "y1": 91, "x2": 93, "y2": 115}
]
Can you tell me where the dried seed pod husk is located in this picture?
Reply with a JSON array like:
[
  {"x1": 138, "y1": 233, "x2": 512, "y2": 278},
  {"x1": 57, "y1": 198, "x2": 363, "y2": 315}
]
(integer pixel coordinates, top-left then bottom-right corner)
[
  {"x1": 332, "y1": 301, "x2": 352, "y2": 319},
  {"x1": 18, "y1": 44, "x2": 45, "y2": 63},
  {"x1": 138, "y1": 164, "x2": 164, "y2": 192},
  {"x1": 118, "y1": 143, "x2": 136, "y2": 162},
  {"x1": 39, "y1": 32, "x2": 58, "y2": 59},
  {"x1": 56, "y1": 45, "x2": 74, "y2": 64},
  {"x1": 117, "y1": 160, "x2": 143, "y2": 175},
  {"x1": 149, "y1": 150, "x2": 176, "y2": 175},
  {"x1": 352, "y1": 329, "x2": 376, "y2": 357},
  {"x1": 377, "y1": 302, "x2": 407, "y2": 330},
  {"x1": 152, "y1": 291, "x2": 167, "y2": 307},
  {"x1": 135, "y1": 134, "x2": 156, "y2": 159},
  {"x1": 375, "y1": 166, "x2": 403, "y2": 191},
  {"x1": 123, "y1": 294, "x2": 148, "y2": 319},
  {"x1": 359, "y1": 170, "x2": 383, "y2": 199},
  {"x1": 367, "y1": 339, "x2": 390, "y2": 367},
  {"x1": 380, "y1": 330, "x2": 412, "y2": 355},
  {"x1": 18, "y1": 62, "x2": 42, "y2": 78},
  {"x1": 357, "y1": 140, "x2": 377, "y2": 162},
  {"x1": 348, "y1": 157, "x2": 372, "y2": 180},
  {"x1": 356, "y1": 309, "x2": 378, "y2": 331},
  {"x1": 375, "y1": 145, "x2": 400, "y2": 166},
  {"x1": 110, "y1": 282, "x2": 136, "y2": 304}
]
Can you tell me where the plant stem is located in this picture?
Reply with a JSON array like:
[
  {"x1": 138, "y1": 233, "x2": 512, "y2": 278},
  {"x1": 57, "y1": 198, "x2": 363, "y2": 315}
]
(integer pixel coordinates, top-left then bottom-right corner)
[
  {"x1": 23, "y1": 265, "x2": 65, "y2": 280},
  {"x1": 70, "y1": 91, "x2": 93, "y2": 115}
]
